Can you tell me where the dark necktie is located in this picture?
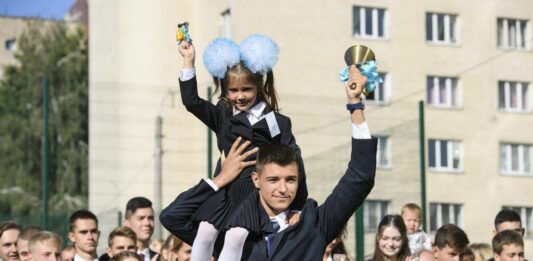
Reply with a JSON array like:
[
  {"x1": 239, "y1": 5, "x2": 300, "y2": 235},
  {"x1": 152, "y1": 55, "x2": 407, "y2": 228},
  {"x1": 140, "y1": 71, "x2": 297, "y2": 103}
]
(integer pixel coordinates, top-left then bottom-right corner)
[
  {"x1": 266, "y1": 219, "x2": 280, "y2": 257},
  {"x1": 138, "y1": 253, "x2": 145, "y2": 261}
]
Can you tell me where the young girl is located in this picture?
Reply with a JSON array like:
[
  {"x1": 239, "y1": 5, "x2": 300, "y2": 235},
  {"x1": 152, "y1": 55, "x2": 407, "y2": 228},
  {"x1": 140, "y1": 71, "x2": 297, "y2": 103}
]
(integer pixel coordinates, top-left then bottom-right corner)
[
  {"x1": 372, "y1": 215, "x2": 411, "y2": 261},
  {"x1": 178, "y1": 35, "x2": 307, "y2": 261}
]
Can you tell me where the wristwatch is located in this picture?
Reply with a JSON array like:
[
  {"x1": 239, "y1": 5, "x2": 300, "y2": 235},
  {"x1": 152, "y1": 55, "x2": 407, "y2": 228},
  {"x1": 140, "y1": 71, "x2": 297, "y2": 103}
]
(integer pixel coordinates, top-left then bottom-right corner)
[{"x1": 346, "y1": 102, "x2": 365, "y2": 113}]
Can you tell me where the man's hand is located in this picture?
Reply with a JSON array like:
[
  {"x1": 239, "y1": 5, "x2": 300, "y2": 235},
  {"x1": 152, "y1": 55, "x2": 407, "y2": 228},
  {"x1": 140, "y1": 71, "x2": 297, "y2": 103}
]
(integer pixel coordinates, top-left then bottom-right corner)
[
  {"x1": 346, "y1": 65, "x2": 367, "y2": 103},
  {"x1": 213, "y1": 137, "x2": 258, "y2": 188},
  {"x1": 178, "y1": 42, "x2": 195, "y2": 68}
]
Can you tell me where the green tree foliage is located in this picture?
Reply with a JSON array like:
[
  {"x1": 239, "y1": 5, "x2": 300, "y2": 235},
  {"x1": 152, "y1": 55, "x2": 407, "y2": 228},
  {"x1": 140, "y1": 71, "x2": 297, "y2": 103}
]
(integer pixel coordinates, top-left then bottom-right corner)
[{"x1": 0, "y1": 22, "x2": 88, "y2": 216}]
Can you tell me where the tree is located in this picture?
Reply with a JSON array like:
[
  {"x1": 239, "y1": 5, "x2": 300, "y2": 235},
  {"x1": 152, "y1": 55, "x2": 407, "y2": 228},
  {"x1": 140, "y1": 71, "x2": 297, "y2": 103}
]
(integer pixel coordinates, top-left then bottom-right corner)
[{"x1": 0, "y1": 21, "x2": 88, "y2": 217}]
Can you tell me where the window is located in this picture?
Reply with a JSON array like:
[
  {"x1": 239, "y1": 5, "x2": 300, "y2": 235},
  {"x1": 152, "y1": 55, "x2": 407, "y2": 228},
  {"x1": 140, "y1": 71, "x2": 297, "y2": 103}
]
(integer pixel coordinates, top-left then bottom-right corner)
[
  {"x1": 503, "y1": 206, "x2": 533, "y2": 238},
  {"x1": 427, "y1": 76, "x2": 460, "y2": 108},
  {"x1": 366, "y1": 72, "x2": 390, "y2": 104},
  {"x1": 5, "y1": 38, "x2": 16, "y2": 51},
  {"x1": 500, "y1": 143, "x2": 532, "y2": 176},
  {"x1": 220, "y1": 9, "x2": 231, "y2": 38},
  {"x1": 497, "y1": 18, "x2": 529, "y2": 50},
  {"x1": 363, "y1": 200, "x2": 390, "y2": 232},
  {"x1": 428, "y1": 139, "x2": 463, "y2": 172},
  {"x1": 498, "y1": 81, "x2": 530, "y2": 112},
  {"x1": 430, "y1": 203, "x2": 464, "y2": 232},
  {"x1": 376, "y1": 136, "x2": 390, "y2": 168},
  {"x1": 353, "y1": 6, "x2": 387, "y2": 39},
  {"x1": 426, "y1": 12, "x2": 458, "y2": 44}
]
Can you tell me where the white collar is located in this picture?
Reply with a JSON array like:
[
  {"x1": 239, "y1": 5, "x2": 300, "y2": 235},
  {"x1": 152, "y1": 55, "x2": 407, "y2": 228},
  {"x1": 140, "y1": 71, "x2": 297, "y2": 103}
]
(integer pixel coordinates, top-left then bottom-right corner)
[
  {"x1": 270, "y1": 210, "x2": 290, "y2": 232},
  {"x1": 233, "y1": 101, "x2": 266, "y2": 117},
  {"x1": 74, "y1": 254, "x2": 98, "y2": 261}
]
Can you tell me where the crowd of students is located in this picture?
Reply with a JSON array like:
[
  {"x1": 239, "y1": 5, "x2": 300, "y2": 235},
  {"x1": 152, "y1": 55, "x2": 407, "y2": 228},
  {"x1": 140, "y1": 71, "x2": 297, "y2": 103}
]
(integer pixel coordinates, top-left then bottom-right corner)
[
  {"x1": 366, "y1": 204, "x2": 526, "y2": 261},
  {"x1": 0, "y1": 197, "x2": 192, "y2": 261},
  {"x1": 1, "y1": 202, "x2": 526, "y2": 261}
]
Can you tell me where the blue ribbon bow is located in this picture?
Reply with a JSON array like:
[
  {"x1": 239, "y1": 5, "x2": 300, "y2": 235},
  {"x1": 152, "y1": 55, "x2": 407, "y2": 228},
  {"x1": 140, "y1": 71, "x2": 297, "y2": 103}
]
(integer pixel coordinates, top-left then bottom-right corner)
[{"x1": 339, "y1": 60, "x2": 383, "y2": 93}]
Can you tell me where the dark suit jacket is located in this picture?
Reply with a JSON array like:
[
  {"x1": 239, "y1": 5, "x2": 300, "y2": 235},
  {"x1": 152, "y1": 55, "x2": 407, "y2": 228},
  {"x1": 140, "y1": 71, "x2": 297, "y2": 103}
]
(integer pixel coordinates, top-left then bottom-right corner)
[{"x1": 160, "y1": 138, "x2": 377, "y2": 260}]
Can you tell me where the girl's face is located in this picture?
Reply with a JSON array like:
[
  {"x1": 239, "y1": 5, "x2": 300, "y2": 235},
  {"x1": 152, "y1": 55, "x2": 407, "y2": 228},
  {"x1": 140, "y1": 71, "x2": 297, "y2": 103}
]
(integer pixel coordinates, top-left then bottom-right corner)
[
  {"x1": 378, "y1": 226, "x2": 403, "y2": 259},
  {"x1": 227, "y1": 75, "x2": 258, "y2": 112}
]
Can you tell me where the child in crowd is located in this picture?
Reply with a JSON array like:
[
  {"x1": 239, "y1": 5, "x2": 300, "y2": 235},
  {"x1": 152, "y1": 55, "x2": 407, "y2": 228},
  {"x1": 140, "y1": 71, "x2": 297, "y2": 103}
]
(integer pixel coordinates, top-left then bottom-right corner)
[
  {"x1": 432, "y1": 224, "x2": 469, "y2": 261},
  {"x1": 492, "y1": 230, "x2": 525, "y2": 261},
  {"x1": 401, "y1": 203, "x2": 432, "y2": 255},
  {"x1": 178, "y1": 35, "x2": 307, "y2": 261}
]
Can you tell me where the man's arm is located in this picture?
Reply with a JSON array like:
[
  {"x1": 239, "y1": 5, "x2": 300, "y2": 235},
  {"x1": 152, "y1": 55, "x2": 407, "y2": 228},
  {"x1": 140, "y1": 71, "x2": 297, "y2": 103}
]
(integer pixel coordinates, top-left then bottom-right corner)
[
  {"x1": 317, "y1": 65, "x2": 377, "y2": 242},
  {"x1": 159, "y1": 138, "x2": 258, "y2": 244}
]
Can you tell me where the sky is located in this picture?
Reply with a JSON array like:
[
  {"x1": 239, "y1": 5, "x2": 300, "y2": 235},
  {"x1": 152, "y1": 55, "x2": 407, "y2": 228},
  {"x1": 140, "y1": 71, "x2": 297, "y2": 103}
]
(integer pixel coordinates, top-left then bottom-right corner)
[{"x1": 0, "y1": 0, "x2": 76, "y2": 20}]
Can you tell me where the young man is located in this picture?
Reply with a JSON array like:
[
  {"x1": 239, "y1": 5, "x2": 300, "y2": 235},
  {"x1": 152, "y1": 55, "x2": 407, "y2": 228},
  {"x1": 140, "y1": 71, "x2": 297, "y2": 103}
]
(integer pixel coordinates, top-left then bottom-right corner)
[
  {"x1": 432, "y1": 224, "x2": 470, "y2": 261},
  {"x1": 160, "y1": 66, "x2": 376, "y2": 260},
  {"x1": 17, "y1": 226, "x2": 41, "y2": 261},
  {"x1": 68, "y1": 210, "x2": 100, "y2": 261},
  {"x1": 0, "y1": 221, "x2": 21, "y2": 261},
  {"x1": 492, "y1": 230, "x2": 525, "y2": 261},
  {"x1": 99, "y1": 226, "x2": 138, "y2": 261},
  {"x1": 124, "y1": 197, "x2": 155, "y2": 261},
  {"x1": 401, "y1": 203, "x2": 432, "y2": 254},
  {"x1": 494, "y1": 210, "x2": 524, "y2": 237},
  {"x1": 28, "y1": 231, "x2": 62, "y2": 261}
]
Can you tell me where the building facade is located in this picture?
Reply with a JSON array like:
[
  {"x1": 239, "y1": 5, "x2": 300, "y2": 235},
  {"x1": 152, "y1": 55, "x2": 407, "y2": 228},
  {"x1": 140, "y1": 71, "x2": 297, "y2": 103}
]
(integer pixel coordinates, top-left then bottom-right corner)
[{"x1": 89, "y1": 0, "x2": 533, "y2": 259}]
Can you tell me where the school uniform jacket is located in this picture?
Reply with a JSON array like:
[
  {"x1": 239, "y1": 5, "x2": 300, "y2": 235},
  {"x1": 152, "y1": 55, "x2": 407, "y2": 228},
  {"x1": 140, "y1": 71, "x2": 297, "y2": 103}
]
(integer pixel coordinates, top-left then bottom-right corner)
[{"x1": 160, "y1": 137, "x2": 377, "y2": 260}]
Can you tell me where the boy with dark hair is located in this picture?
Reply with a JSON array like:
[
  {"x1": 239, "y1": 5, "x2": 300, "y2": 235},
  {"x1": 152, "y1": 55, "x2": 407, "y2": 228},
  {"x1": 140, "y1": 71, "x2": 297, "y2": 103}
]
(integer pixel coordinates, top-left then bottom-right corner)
[
  {"x1": 433, "y1": 224, "x2": 470, "y2": 261},
  {"x1": 68, "y1": 210, "x2": 100, "y2": 261},
  {"x1": 28, "y1": 231, "x2": 62, "y2": 261},
  {"x1": 494, "y1": 209, "x2": 524, "y2": 237},
  {"x1": 0, "y1": 221, "x2": 21, "y2": 261},
  {"x1": 492, "y1": 230, "x2": 525, "y2": 261},
  {"x1": 124, "y1": 197, "x2": 155, "y2": 261}
]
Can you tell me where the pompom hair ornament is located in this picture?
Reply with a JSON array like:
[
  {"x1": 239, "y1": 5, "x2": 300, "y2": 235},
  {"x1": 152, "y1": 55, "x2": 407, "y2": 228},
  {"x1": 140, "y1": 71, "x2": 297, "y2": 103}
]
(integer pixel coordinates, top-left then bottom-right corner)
[
  {"x1": 239, "y1": 34, "x2": 279, "y2": 75},
  {"x1": 203, "y1": 38, "x2": 240, "y2": 79}
]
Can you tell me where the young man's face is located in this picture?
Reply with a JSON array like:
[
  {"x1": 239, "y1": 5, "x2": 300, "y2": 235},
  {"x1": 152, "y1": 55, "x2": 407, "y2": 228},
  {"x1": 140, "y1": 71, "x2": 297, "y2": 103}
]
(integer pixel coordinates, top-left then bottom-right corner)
[
  {"x1": 495, "y1": 221, "x2": 524, "y2": 236},
  {"x1": 494, "y1": 244, "x2": 525, "y2": 261},
  {"x1": 106, "y1": 236, "x2": 137, "y2": 257},
  {"x1": 68, "y1": 219, "x2": 99, "y2": 255},
  {"x1": 433, "y1": 245, "x2": 464, "y2": 261},
  {"x1": 125, "y1": 208, "x2": 154, "y2": 244},
  {"x1": 252, "y1": 162, "x2": 299, "y2": 217},
  {"x1": 29, "y1": 241, "x2": 60, "y2": 261},
  {"x1": 402, "y1": 209, "x2": 421, "y2": 234},
  {"x1": 17, "y1": 239, "x2": 30, "y2": 261},
  {"x1": 0, "y1": 228, "x2": 20, "y2": 261}
]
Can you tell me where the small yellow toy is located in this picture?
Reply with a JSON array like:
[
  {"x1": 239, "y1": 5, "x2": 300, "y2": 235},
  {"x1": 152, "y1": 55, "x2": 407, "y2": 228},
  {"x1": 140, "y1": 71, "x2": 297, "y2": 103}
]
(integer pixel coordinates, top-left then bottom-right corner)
[{"x1": 176, "y1": 22, "x2": 192, "y2": 44}]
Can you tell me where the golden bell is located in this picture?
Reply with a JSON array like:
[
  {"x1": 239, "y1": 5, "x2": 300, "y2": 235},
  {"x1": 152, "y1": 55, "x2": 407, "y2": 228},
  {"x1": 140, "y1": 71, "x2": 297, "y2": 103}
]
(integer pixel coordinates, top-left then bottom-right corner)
[{"x1": 344, "y1": 45, "x2": 376, "y2": 67}]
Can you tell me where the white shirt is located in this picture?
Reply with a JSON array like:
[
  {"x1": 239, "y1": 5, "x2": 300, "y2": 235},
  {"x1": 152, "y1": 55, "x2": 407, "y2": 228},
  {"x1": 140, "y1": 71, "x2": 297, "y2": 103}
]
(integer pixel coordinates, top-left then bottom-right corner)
[
  {"x1": 138, "y1": 248, "x2": 151, "y2": 261},
  {"x1": 74, "y1": 254, "x2": 98, "y2": 261}
]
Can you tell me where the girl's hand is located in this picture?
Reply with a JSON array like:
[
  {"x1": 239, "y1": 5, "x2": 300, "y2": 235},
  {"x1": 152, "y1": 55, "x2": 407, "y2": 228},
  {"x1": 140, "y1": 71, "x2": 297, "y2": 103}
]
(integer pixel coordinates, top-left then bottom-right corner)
[
  {"x1": 345, "y1": 65, "x2": 367, "y2": 103},
  {"x1": 179, "y1": 42, "x2": 195, "y2": 68},
  {"x1": 287, "y1": 211, "x2": 301, "y2": 226}
]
